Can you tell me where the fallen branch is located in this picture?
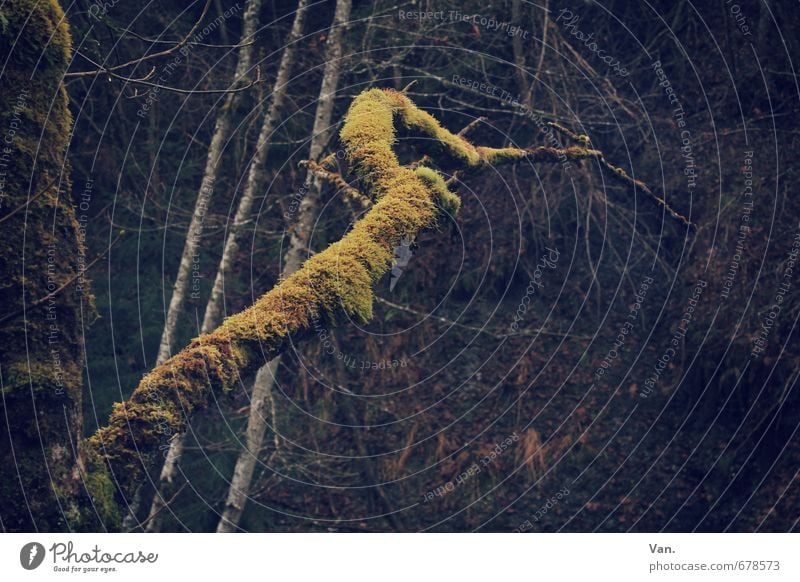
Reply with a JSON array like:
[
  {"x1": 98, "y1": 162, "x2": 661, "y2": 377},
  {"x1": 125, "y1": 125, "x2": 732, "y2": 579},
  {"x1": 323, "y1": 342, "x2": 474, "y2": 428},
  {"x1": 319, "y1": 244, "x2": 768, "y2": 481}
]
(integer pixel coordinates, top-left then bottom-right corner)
[{"x1": 88, "y1": 88, "x2": 657, "y2": 498}]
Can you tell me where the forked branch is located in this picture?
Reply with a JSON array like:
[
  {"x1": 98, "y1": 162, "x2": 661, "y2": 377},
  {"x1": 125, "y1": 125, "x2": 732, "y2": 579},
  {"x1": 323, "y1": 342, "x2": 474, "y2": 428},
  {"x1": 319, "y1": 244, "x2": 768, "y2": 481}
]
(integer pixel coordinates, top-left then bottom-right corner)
[{"x1": 89, "y1": 88, "x2": 673, "y2": 498}]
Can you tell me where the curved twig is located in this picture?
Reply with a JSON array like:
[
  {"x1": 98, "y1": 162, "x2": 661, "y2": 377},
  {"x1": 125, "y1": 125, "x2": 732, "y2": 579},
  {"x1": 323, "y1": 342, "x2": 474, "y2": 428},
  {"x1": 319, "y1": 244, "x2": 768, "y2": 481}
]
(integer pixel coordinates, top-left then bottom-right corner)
[
  {"x1": 66, "y1": 0, "x2": 213, "y2": 78},
  {"x1": 72, "y1": 52, "x2": 263, "y2": 95},
  {"x1": 548, "y1": 122, "x2": 692, "y2": 228}
]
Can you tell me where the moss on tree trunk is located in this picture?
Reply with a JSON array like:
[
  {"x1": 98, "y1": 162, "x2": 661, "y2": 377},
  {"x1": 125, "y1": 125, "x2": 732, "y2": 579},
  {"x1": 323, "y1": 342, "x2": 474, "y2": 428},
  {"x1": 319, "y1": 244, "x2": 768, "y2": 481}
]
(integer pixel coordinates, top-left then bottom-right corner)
[{"x1": 0, "y1": 0, "x2": 117, "y2": 531}]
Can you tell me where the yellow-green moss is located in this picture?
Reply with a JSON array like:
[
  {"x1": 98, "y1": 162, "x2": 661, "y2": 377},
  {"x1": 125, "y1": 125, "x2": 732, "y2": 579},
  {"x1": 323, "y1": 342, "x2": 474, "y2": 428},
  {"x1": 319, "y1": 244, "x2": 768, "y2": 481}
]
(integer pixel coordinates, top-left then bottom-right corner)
[
  {"x1": 0, "y1": 0, "x2": 103, "y2": 532},
  {"x1": 88, "y1": 87, "x2": 603, "y2": 500},
  {"x1": 414, "y1": 166, "x2": 461, "y2": 217},
  {"x1": 83, "y1": 450, "x2": 122, "y2": 530}
]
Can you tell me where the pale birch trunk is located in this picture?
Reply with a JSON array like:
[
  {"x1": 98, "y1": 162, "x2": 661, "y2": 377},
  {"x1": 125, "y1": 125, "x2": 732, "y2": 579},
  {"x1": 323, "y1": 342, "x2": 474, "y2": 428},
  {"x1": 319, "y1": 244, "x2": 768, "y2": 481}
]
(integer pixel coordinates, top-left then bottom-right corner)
[
  {"x1": 156, "y1": 0, "x2": 262, "y2": 365},
  {"x1": 146, "y1": 0, "x2": 311, "y2": 533},
  {"x1": 133, "y1": 0, "x2": 264, "y2": 532},
  {"x1": 282, "y1": 0, "x2": 352, "y2": 275},
  {"x1": 202, "y1": 0, "x2": 310, "y2": 333},
  {"x1": 215, "y1": 0, "x2": 353, "y2": 533}
]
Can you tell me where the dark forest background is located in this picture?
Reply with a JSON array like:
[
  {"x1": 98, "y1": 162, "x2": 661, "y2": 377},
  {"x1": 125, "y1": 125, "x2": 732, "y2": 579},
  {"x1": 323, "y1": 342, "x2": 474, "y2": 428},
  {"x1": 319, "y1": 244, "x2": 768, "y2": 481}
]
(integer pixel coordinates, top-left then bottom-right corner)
[{"x1": 4, "y1": 0, "x2": 800, "y2": 532}]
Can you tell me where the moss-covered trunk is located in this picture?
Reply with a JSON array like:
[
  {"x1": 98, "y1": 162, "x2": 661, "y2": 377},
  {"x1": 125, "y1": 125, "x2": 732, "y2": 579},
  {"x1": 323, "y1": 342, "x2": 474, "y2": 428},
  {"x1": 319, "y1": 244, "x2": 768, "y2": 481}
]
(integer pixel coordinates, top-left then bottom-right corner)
[{"x1": 0, "y1": 0, "x2": 115, "y2": 532}]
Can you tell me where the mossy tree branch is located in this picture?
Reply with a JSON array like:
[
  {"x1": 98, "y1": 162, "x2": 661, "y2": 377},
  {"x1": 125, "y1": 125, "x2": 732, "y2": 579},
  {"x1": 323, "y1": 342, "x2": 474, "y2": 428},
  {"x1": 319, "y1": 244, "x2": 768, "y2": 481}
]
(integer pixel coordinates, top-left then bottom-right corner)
[{"x1": 88, "y1": 87, "x2": 656, "y2": 500}]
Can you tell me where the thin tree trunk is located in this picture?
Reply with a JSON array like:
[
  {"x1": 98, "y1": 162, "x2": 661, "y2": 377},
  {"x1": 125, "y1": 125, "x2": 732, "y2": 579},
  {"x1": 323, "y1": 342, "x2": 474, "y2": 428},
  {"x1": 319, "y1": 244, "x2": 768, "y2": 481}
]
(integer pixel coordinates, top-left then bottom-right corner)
[
  {"x1": 511, "y1": 0, "x2": 531, "y2": 108},
  {"x1": 283, "y1": 0, "x2": 352, "y2": 275},
  {"x1": 146, "y1": 0, "x2": 311, "y2": 532},
  {"x1": 202, "y1": 0, "x2": 311, "y2": 334},
  {"x1": 214, "y1": 359, "x2": 280, "y2": 532},
  {"x1": 125, "y1": 0, "x2": 263, "y2": 531},
  {"x1": 155, "y1": 0, "x2": 261, "y2": 365},
  {"x1": 216, "y1": 0, "x2": 353, "y2": 533}
]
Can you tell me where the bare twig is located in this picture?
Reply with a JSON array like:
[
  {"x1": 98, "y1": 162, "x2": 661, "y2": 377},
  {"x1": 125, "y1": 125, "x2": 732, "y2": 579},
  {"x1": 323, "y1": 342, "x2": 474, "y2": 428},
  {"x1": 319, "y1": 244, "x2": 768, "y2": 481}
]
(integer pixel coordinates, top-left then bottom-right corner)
[
  {"x1": 72, "y1": 51, "x2": 263, "y2": 95},
  {"x1": 66, "y1": 0, "x2": 214, "y2": 78},
  {"x1": 548, "y1": 122, "x2": 693, "y2": 228},
  {"x1": 300, "y1": 159, "x2": 369, "y2": 206},
  {"x1": 374, "y1": 296, "x2": 591, "y2": 341},
  {"x1": 0, "y1": 176, "x2": 56, "y2": 225},
  {"x1": 122, "y1": 28, "x2": 254, "y2": 50},
  {"x1": 456, "y1": 116, "x2": 487, "y2": 137}
]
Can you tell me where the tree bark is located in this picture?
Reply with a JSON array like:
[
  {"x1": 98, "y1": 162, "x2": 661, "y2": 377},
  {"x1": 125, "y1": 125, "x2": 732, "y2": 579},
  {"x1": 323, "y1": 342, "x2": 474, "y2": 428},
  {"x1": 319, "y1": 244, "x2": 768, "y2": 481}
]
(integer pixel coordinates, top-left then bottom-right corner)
[
  {"x1": 0, "y1": 0, "x2": 116, "y2": 531},
  {"x1": 215, "y1": 0, "x2": 352, "y2": 533},
  {"x1": 141, "y1": 0, "x2": 281, "y2": 532},
  {"x1": 511, "y1": 0, "x2": 531, "y2": 108},
  {"x1": 215, "y1": 359, "x2": 280, "y2": 532},
  {"x1": 202, "y1": 0, "x2": 312, "y2": 334},
  {"x1": 155, "y1": 0, "x2": 262, "y2": 366},
  {"x1": 283, "y1": 0, "x2": 353, "y2": 275}
]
